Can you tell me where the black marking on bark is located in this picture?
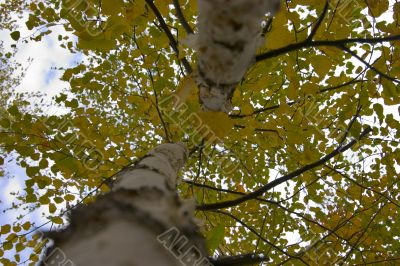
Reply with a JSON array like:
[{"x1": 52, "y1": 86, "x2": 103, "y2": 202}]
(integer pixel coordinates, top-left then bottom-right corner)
[
  {"x1": 212, "y1": 39, "x2": 246, "y2": 53},
  {"x1": 41, "y1": 188, "x2": 206, "y2": 265}
]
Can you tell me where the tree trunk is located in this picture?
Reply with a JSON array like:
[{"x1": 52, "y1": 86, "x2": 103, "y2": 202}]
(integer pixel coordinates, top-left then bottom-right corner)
[
  {"x1": 195, "y1": 0, "x2": 280, "y2": 111},
  {"x1": 42, "y1": 143, "x2": 210, "y2": 266}
]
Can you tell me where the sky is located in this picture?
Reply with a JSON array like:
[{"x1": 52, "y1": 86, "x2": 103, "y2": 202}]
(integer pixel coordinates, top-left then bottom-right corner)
[{"x1": 0, "y1": 13, "x2": 81, "y2": 262}]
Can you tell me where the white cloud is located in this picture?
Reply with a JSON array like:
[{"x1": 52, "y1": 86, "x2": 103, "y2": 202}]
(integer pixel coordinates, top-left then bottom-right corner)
[
  {"x1": 1, "y1": 19, "x2": 80, "y2": 101},
  {"x1": 0, "y1": 18, "x2": 78, "y2": 261}
]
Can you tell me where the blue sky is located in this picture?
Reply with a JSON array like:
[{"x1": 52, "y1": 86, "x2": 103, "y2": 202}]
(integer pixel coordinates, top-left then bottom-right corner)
[{"x1": 0, "y1": 19, "x2": 80, "y2": 262}]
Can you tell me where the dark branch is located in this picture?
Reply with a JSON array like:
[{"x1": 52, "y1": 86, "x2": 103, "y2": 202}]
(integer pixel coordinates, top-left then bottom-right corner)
[
  {"x1": 210, "y1": 210, "x2": 307, "y2": 264},
  {"x1": 233, "y1": 124, "x2": 278, "y2": 133},
  {"x1": 145, "y1": 0, "x2": 193, "y2": 74},
  {"x1": 324, "y1": 165, "x2": 400, "y2": 208},
  {"x1": 307, "y1": 0, "x2": 330, "y2": 41},
  {"x1": 185, "y1": 178, "x2": 361, "y2": 249},
  {"x1": 197, "y1": 126, "x2": 372, "y2": 211},
  {"x1": 230, "y1": 79, "x2": 366, "y2": 118},
  {"x1": 340, "y1": 45, "x2": 400, "y2": 84},
  {"x1": 173, "y1": 0, "x2": 194, "y2": 34},
  {"x1": 209, "y1": 253, "x2": 268, "y2": 266},
  {"x1": 338, "y1": 104, "x2": 362, "y2": 146},
  {"x1": 182, "y1": 179, "x2": 278, "y2": 204},
  {"x1": 255, "y1": 34, "x2": 400, "y2": 62}
]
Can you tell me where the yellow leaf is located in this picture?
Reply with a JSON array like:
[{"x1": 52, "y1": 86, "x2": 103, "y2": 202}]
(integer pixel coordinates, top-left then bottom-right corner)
[
  {"x1": 29, "y1": 254, "x2": 39, "y2": 262},
  {"x1": 175, "y1": 76, "x2": 197, "y2": 105},
  {"x1": 53, "y1": 179, "x2": 63, "y2": 189},
  {"x1": 197, "y1": 111, "x2": 235, "y2": 139},
  {"x1": 332, "y1": 173, "x2": 342, "y2": 182},
  {"x1": 310, "y1": 55, "x2": 331, "y2": 78},
  {"x1": 367, "y1": 0, "x2": 389, "y2": 17},
  {"x1": 16, "y1": 243, "x2": 24, "y2": 252},
  {"x1": 39, "y1": 195, "x2": 50, "y2": 205},
  {"x1": 394, "y1": 2, "x2": 400, "y2": 15},
  {"x1": 13, "y1": 225, "x2": 21, "y2": 233},
  {"x1": 266, "y1": 27, "x2": 294, "y2": 50},
  {"x1": 241, "y1": 103, "x2": 253, "y2": 115},
  {"x1": 50, "y1": 217, "x2": 64, "y2": 225},
  {"x1": 154, "y1": 0, "x2": 170, "y2": 16},
  {"x1": 49, "y1": 203, "x2": 57, "y2": 214},
  {"x1": 302, "y1": 82, "x2": 319, "y2": 95},
  {"x1": 347, "y1": 185, "x2": 362, "y2": 198},
  {"x1": 3, "y1": 242, "x2": 12, "y2": 251},
  {"x1": 64, "y1": 194, "x2": 75, "y2": 201},
  {"x1": 1, "y1": 224, "x2": 11, "y2": 234},
  {"x1": 287, "y1": 83, "x2": 299, "y2": 100},
  {"x1": 265, "y1": 13, "x2": 294, "y2": 49},
  {"x1": 126, "y1": 1, "x2": 146, "y2": 22},
  {"x1": 236, "y1": 183, "x2": 245, "y2": 193},
  {"x1": 115, "y1": 156, "x2": 129, "y2": 166},
  {"x1": 102, "y1": 0, "x2": 124, "y2": 15},
  {"x1": 78, "y1": 38, "x2": 116, "y2": 52},
  {"x1": 22, "y1": 222, "x2": 31, "y2": 231},
  {"x1": 279, "y1": 101, "x2": 291, "y2": 114}
]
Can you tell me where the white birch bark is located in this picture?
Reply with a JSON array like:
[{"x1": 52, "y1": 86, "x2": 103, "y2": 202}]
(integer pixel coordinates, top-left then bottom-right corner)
[
  {"x1": 194, "y1": 0, "x2": 280, "y2": 112},
  {"x1": 42, "y1": 143, "x2": 210, "y2": 266}
]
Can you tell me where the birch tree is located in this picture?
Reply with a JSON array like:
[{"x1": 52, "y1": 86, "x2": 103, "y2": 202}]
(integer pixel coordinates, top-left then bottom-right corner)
[{"x1": 1, "y1": 0, "x2": 400, "y2": 265}]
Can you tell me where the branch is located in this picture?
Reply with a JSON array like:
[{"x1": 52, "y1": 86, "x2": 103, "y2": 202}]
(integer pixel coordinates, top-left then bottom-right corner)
[
  {"x1": 210, "y1": 210, "x2": 309, "y2": 264},
  {"x1": 230, "y1": 78, "x2": 366, "y2": 118},
  {"x1": 255, "y1": 34, "x2": 400, "y2": 62},
  {"x1": 209, "y1": 253, "x2": 268, "y2": 266},
  {"x1": 339, "y1": 201, "x2": 385, "y2": 265},
  {"x1": 185, "y1": 178, "x2": 359, "y2": 249},
  {"x1": 339, "y1": 45, "x2": 400, "y2": 83},
  {"x1": 197, "y1": 126, "x2": 372, "y2": 211},
  {"x1": 182, "y1": 179, "x2": 278, "y2": 204},
  {"x1": 338, "y1": 104, "x2": 362, "y2": 146},
  {"x1": 233, "y1": 124, "x2": 278, "y2": 133},
  {"x1": 324, "y1": 165, "x2": 400, "y2": 208},
  {"x1": 172, "y1": 0, "x2": 194, "y2": 34},
  {"x1": 307, "y1": 0, "x2": 329, "y2": 41},
  {"x1": 145, "y1": 0, "x2": 193, "y2": 74}
]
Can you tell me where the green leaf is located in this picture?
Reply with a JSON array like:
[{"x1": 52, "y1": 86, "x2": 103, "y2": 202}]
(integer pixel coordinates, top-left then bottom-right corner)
[
  {"x1": 7, "y1": 105, "x2": 19, "y2": 116},
  {"x1": 102, "y1": 0, "x2": 123, "y2": 15},
  {"x1": 207, "y1": 224, "x2": 225, "y2": 252},
  {"x1": 3, "y1": 242, "x2": 13, "y2": 251},
  {"x1": 0, "y1": 224, "x2": 11, "y2": 234},
  {"x1": 49, "y1": 203, "x2": 57, "y2": 213},
  {"x1": 0, "y1": 118, "x2": 10, "y2": 128},
  {"x1": 16, "y1": 243, "x2": 25, "y2": 252},
  {"x1": 77, "y1": 38, "x2": 116, "y2": 52},
  {"x1": 10, "y1": 31, "x2": 20, "y2": 41},
  {"x1": 39, "y1": 195, "x2": 50, "y2": 205},
  {"x1": 26, "y1": 194, "x2": 37, "y2": 203},
  {"x1": 310, "y1": 55, "x2": 331, "y2": 78},
  {"x1": 64, "y1": 194, "x2": 75, "y2": 201},
  {"x1": 22, "y1": 222, "x2": 31, "y2": 231},
  {"x1": 50, "y1": 217, "x2": 64, "y2": 225}
]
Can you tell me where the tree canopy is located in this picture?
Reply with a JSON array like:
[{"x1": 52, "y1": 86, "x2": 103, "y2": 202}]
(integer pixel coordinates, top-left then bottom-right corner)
[{"x1": 0, "y1": 0, "x2": 400, "y2": 265}]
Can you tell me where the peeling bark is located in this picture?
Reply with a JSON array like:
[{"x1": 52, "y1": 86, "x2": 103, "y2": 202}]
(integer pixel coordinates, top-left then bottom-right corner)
[
  {"x1": 194, "y1": 0, "x2": 280, "y2": 112},
  {"x1": 42, "y1": 143, "x2": 208, "y2": 266}
]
